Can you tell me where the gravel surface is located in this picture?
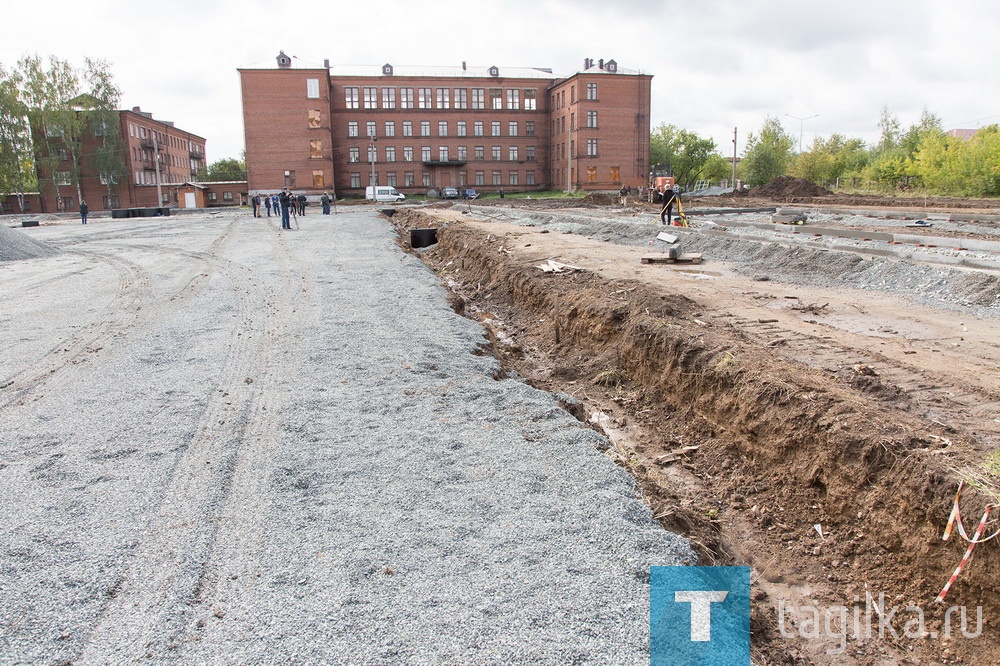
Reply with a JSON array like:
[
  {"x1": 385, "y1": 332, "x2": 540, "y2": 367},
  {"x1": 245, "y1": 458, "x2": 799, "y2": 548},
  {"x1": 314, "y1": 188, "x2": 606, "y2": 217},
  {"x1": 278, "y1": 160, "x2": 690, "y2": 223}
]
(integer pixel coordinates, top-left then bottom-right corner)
[
  {"x1": 482, "y1": 205, "x2": 1000, "y2": 315},
  {"x1": 0, "y1": 225, "x2": 59, "y2": 262},
  {"x1": 0, "y1": 210, "x2": 694, "y2": 664}
]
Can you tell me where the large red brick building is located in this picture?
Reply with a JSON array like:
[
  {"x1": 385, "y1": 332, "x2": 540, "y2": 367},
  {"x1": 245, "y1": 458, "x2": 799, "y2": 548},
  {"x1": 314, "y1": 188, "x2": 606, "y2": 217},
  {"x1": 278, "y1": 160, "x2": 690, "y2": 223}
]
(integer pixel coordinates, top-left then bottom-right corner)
[
  {"x1": 239, "y1": 52, "x2": 651, "y2": 197},
  {"x1": 33, "y1": 106, "x2": 207, "y2": 213}
]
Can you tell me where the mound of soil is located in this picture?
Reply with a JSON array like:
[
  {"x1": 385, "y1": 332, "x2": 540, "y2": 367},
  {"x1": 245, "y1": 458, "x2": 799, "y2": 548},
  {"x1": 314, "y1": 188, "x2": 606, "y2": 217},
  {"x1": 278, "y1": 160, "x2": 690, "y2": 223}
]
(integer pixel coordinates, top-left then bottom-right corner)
[
  {"x1": 752, "y1": 176, "x2": 833, "y2": 198},
  {"x1": 0, "y1": 225, "x2": 58, "y2": 262},
  {"x1": 581, "y1": 192, "x2": 617, "y2": 206}
]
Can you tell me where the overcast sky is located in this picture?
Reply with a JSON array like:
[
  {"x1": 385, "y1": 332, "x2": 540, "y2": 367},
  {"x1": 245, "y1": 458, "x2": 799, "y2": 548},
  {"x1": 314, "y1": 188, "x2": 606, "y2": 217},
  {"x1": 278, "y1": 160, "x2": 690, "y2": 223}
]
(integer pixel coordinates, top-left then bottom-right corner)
[{"x1": 4, "y1": 0, "x2": 997, "y2": 163}]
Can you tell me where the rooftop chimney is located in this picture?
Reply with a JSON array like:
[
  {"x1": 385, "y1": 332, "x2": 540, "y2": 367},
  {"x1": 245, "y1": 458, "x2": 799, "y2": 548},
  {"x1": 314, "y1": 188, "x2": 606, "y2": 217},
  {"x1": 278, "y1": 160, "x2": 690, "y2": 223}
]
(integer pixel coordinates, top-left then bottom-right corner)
[
  {"x1": 132, "y1": 106, "x2": 141, "y2": 113},
  {"x1": 462, "y1": 61, "x2": 467, "y2": 71},
  {"x1": 324, "y1": 58, "x2": 330, "y2": 68},
  {"x1": 598, "y1": 59, "x2": 604, "y2": 69}
]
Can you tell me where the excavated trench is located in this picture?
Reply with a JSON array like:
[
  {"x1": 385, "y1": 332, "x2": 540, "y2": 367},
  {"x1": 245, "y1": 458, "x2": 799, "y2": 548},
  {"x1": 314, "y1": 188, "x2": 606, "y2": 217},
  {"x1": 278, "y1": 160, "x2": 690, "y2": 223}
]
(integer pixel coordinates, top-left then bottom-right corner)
[{"x1": 393, "y1": 209, "x2": 1000, "y2": 663}]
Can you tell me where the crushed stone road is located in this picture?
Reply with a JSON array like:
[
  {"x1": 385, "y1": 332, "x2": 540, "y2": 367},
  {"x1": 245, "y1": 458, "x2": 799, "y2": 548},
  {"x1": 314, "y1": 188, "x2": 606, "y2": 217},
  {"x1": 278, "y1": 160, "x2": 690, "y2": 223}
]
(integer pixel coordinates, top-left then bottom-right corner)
[{"x1": 0, "y1": 210, "x2": 693, "y2": 664}]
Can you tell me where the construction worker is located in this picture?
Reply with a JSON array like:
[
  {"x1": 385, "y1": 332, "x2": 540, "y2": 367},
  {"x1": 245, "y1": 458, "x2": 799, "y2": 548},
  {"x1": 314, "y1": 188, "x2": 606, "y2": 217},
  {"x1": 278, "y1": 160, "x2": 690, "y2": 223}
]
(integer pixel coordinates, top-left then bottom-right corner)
[
  {"x1": 660, "y1": 186, "x2": 679, "y2": 225},
  {"x1": 619, "y1": 185, "x2": 628, "y2": 206}
]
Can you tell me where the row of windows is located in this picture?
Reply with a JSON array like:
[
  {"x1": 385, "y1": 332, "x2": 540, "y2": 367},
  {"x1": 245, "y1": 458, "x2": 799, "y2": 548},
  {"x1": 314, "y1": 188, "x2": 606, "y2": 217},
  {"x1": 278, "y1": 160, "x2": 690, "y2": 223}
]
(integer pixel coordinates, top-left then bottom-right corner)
[
  {"x1": 350, "y1": 170, "x2": 536, "y2": 189},
  {"x1": 345, "y1": 119, "x2": 536, "y2": 139},
  {"x1": 130, "y1": 147, "x2": 198, "y2": 170},
  {"x1": 278, "y1": 170, "x2": 327, "y2": 189},
  {"x1": 346, "y1": 145, "x2": 537, "y2": 163},
  {"x1": 551, "y1": 82, "x2": 599, "y2": 109},
  {"x1": 550, "y1": 166, "x2": 621, "y2": 184},
  {"x1": 550, "y1": 111, "x2": 600, "y2": 135},
  {"x1": 343, "y1": 86, "x2": 538, "y2": 111},
  {"x1": 127, "y1": 122, "x2": 203, "y2": 154},
  {"x1": 551, "y1": 138, "x2": 601, "y2": 160}
]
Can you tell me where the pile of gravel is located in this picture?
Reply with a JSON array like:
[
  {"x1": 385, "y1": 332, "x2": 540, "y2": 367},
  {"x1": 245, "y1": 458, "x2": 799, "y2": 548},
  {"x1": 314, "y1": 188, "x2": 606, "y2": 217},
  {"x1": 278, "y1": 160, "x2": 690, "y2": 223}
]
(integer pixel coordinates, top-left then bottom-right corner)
[{"x1": 0, "y1": 225, "x2": 58, "y2": 262}]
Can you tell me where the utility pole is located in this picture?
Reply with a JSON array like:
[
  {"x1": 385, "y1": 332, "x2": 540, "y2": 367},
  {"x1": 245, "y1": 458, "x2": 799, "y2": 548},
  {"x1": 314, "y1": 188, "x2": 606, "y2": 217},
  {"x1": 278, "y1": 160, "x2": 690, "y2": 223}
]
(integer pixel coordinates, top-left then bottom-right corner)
[
  {"x1": 785, "y1": 113, "x2": 819, "y2": 153},
  {"x1": 369, "y1": 132, "x2": 377, "y2": 199},
  {"x1": 732, "y1": 127, "x2": 738, "y2": 190}
]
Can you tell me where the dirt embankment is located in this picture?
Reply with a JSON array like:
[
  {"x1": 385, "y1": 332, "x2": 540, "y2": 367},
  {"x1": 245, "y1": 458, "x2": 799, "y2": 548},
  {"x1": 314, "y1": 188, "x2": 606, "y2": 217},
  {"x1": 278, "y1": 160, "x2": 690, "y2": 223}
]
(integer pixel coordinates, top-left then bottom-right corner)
[{"x1": 394, "y1": 208, "x2": 1000, "y2": 664}]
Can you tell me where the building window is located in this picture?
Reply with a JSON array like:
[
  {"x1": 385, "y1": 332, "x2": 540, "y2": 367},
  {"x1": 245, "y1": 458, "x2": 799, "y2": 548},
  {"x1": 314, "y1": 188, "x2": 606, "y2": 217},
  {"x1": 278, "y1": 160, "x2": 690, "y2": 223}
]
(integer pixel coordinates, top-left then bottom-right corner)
[
  {"x1": 385, "y1": 146, "x2": 396, "y2": 162},
  {"x1": 102, "y1": 195, "x2": 120, "y2": 209},
  {"x1": 587, "y1": 166, "x2": 597, "y2": 182},
  {"x1": 350, "y1": 173, "x2": 361, "y2": 188},
  {"x1": 366, "y1": 121, "x2": 376, "y2": 138},
  {"x1": 422, "y1": 172, "x2": 431, "y2": 187},
  {"x1": 438, "y1": 121, "x2": 448, "y2": 137},
  {"x1": 387, "y1": 172, "x2": 397, "y2": 187},
  {"x1": 55, "y1": 171, "x2": 71, "y2": 186},
  {"x1": 310, "y1": 139, "x2": 323, "y2": 158},
  {"x1": 457, "y1": 121, "x2": 467, "y2": 137},
  {"x1": 490, "y1": 88, "x2": 503, "y2": 110},
  {"x1": 402, "y1": 121, "x2": 413, "y2": 137},
  {"x1": 474, "y1": 146, "x2": 484, "y2": 160},
  {"x1": 385, "y1": 121, "x2": 395, "y2": 137},
  {"x1": 587, "y1": 138, "x2": 598, "y2": 157},
  {"x1": 475, "y1": 171, "x2": 484, "y2": 186},
  {"x1": 57, "y1": 196, "x2": 73, "y2": 210},
  {"x1": 508, "y1": 121, "x2": 518, "y2": 137},
  {"x1": 400, "y1": 87, "x2": 414, "y2": 109},
  {"x1": 404, "y1": 171, "x2": 414, "y2": 186},
  {"x1": 526, "y1": 170, "x2": 535, "y2": 185},
  {"x1": 526, "y1": 121, "x2": 535, "y2": 137},
  {"x1": 313, "y1": 170, "x2": 325, "y2": 188},
  {"x1": 587, "y1": 110, "x2": 598, "y2": 128},
  {"x1": 587, "y1": 82, "x2": 598, "y2": 100},
  {"x1": 492, "y1": 146, "x2": 501, "y2": 161},
  {"x1": 223, "y1": 191, "x2": 234, "y2": 201},
  {"x1": 509, "y1": 171, "x2": 519, "y2": 186},
  {"x1": 524, "y1": 89, "x2": 536, "y2": 110},
  {"x1": 491, "y1": 121, "x2": 501, "y2": 137},
  {"x1": 307, "y1": 79, "x2": 320, "y2": 98},
  {"x1": 403, "y1": 146, "x2": 414, "y2": 162},
  {"x1": 454, "y1": 88, "x2": 468, "y2": 109},
  {"x1": 284, "y1": 170, "x2": 296, "y2": 187},
  {"x1": 418, "y1": 87, "x2": 432, "y2": 109},
  {"x1": 610, "y1": 166, "x2": 620, "y2": 182},
  {"x1": 208, "y1": 192, "x2": 217, "y2": 202},
  {"x1": 439, "y1": 147, "x2": 449, "y2": 161},
  {"x1": 526, "y1": 146, "x2": 536, "y2": 161},
  {"x1": 363, "y1": 87, "x2": 377, "y2": 109},
  {"x1": 420, "y1": 121, "x2": 430, "y2": 137},
  {"x1": 474, "y1": 121, "x2": 484, "y2": 137},
  {"x1": 471, "y1": 88, "x2": 485, "y2": 110},
  {"x1": 345, "y1": 87, "x2": 359, "y2": 109},
  {"x1": 369, "y1": 171, "x2": 378, "y2": 187},
  {"x1": 455, "y1": 145, "x2": 466, "y2": 161},
  {"x1": 506, "y1": 89, "x2": 520, "y2": 110},
  {"x1": 509, "y1": 146, "x2": 518, "y2": 161},
  {"x1": 368, "y1": 144, "x2": 377, "y2": 162},
  {"x1": 436, "y1": 88, "x2": 450, "y2": 109},
  {"x1": 349, "y1": 147, "x2": 360, "y2": 163},
  {"x1": 382, "y1": 87, "x2": 396, "y2": 109},
  {"x1": 309, "y1": 109, "x2": 322, "y2": 128},
  {"x1": 459, "y1": 171, "x2": 467, "y2": 186},
  {"x1": 421, "y1": 146, "x2": 431, "y2": 161},
  {"x1": 492, "y1": 170, "x2": 502, "y2": 185}
]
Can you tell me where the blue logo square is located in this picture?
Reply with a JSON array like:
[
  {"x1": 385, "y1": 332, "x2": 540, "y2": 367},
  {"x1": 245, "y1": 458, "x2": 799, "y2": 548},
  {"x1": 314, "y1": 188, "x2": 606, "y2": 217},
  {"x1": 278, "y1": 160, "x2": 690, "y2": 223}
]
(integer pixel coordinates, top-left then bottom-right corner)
[{"x1": 650, "y1": 566, "x2": 750, "y2": 665}]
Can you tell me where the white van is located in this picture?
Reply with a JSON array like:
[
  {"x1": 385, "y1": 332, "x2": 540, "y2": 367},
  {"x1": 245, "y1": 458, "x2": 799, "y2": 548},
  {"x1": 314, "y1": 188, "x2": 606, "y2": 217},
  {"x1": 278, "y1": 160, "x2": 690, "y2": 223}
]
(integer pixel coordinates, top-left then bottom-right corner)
[{"x1": 366, "y1": 186, "x2": 406, "y2": 202}]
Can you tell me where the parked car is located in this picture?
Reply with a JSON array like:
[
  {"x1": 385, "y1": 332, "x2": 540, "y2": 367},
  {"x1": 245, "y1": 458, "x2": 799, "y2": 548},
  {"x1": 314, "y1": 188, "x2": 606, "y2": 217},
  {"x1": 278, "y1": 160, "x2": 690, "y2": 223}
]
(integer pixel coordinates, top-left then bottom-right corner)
[
  {"x1": 441, "y1": 187, "x2": 460, "y2": 199},
  {"x1": 462, "y1": 188, "x2": 479, "y2": 200}
]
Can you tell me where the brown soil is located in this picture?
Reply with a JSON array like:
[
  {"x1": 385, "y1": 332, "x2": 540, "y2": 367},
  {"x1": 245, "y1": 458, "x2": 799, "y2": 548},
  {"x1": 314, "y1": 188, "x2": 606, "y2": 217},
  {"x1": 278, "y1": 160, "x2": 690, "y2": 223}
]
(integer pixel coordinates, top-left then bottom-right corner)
[{"x1": 392, "y1": 205, "x2": 1000, "y2": 665}]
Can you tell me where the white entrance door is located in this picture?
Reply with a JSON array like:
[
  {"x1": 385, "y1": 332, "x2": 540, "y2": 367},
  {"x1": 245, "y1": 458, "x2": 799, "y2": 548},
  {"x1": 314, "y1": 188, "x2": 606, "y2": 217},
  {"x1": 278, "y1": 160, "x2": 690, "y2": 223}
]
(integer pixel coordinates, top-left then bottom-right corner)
[{"x1": 184, "y1": 192, "x2": 196, "y2": 208}]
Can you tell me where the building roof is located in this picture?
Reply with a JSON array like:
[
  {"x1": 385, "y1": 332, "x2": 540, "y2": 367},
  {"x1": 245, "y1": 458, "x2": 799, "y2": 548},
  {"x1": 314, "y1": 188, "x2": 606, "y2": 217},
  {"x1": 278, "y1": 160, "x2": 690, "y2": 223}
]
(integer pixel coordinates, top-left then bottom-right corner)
[{"x1": 328, "y1": 64, "x2": 559, "y2": 80}]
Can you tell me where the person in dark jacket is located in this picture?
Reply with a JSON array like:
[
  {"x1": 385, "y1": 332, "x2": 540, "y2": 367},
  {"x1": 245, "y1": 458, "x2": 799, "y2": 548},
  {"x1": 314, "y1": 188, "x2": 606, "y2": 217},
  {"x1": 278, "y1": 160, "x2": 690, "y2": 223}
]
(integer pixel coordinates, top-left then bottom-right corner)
[
  {"x1": 80, "y1": 200, "x2": 89, "y2": 224},
  {"x1": 264, "y1": 194, "x2": 272, "y2": 217},
  {"x1": 279, "y1": 189, "x2": 292, "y2": 229},
  {"x1": 321, "y1": 192, "x2": 330, "y2": 215},
  {"x1": 297, "y1": 193, "x2": 306, "y2": 216},
  {"x1": 660, "y1": 187, "x2": 678, "y2": 225}
]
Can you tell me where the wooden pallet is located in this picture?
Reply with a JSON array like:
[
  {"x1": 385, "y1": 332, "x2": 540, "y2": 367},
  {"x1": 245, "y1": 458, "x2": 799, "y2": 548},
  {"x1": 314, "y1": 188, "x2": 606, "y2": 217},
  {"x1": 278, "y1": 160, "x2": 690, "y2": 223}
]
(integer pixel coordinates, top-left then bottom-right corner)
[{"x1": 641, "y1": 253, "x2": 702, "y2": 265}]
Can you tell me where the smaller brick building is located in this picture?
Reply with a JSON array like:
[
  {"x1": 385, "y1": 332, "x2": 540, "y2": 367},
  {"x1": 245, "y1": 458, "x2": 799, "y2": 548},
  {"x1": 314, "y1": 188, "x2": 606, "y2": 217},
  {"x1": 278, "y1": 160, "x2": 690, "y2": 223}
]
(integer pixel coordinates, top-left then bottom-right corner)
[{"x1": 33, "y1": 106, "x2": 207, "y2": 213}]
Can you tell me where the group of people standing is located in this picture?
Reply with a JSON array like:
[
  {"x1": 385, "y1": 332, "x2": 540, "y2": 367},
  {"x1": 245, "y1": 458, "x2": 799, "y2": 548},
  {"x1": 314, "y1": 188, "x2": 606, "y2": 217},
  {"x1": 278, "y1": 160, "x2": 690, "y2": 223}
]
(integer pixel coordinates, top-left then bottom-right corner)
[{"x1": 250, "y1": 191, "x2": 336, "y2": 228}]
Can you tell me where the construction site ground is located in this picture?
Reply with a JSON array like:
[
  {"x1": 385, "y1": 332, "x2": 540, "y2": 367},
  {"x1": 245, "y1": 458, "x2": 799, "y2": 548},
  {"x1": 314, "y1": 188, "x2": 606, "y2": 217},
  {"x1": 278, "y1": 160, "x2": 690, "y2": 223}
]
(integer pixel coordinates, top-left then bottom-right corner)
[
  {"x1": 393, "y1": 191, "x2": 1000, "y2": 665},
  {"x1": 2, "y1": 187, "x2": 1000, "y2": 664}
]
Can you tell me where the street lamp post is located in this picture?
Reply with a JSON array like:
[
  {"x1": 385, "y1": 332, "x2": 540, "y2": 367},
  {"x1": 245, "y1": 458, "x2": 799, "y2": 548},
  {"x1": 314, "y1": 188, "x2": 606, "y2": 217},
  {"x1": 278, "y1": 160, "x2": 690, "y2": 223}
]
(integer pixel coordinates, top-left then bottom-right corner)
[{"x1": 785, "y1": 113, "x2": 819, "y2": 153}]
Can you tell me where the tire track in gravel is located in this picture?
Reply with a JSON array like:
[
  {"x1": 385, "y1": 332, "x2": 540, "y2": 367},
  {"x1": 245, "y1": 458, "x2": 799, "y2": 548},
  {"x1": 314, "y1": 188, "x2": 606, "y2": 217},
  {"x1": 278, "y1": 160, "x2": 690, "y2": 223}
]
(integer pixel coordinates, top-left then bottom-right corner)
[
  {"x1": 77, "y1": 216, "x2": 313, "y2": 662},
  {"x1": 0, "y1": 250, "x2": 152, "y2": 409},
  {"x1": 0, "y1": 219, "x2": 240, "y2": 414}
]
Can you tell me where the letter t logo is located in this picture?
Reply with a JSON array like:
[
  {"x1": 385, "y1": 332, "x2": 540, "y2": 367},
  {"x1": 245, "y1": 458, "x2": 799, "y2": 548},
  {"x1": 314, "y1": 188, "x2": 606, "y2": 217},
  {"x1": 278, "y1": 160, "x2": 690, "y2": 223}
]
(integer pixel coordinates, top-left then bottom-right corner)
[{"x1": 674, "y1": 590, "x2": 729, "y2": 641}]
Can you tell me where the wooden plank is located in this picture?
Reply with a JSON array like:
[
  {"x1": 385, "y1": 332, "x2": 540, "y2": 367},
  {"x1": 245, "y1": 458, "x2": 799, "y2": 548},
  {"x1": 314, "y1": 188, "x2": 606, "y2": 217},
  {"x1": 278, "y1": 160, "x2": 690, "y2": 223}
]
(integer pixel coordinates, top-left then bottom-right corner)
[{"x1": 641, "y1": 253, "x2": 703, "y2": 265}]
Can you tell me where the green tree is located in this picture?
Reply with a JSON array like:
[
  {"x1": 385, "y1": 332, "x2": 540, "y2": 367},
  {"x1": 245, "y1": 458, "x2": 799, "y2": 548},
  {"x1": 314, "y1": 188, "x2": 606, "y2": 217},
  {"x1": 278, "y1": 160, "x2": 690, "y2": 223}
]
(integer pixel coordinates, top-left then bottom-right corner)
[
  {"x1": 698, "y1": 153, "x2": 734, "y2": 183},
  {"x1": 0, "y1": 65, "x2": 35, "y2": 211},
  {"x1": 85, "y1": 58, "x2": 126, "y2": 206},
  {"x1": 202, "y1": 157, "x2": 246, "y2": 182},
  {"x1": 791, "y1": 134, "x2": 870, "y2": 187},
  {"x1": 649, "y1": 124, "x2": 718, "y2": 188},
  {"x1": 740, "y1": 117, "x2": 795, "y2": 187}
]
